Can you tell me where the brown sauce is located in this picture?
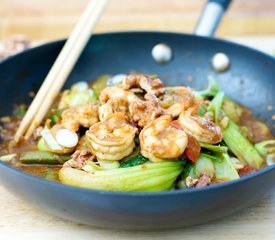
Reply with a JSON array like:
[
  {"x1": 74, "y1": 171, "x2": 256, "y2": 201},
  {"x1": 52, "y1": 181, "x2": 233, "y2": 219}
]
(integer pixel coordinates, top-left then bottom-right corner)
[{"x1": 17, "y1": 165, "x2": 61, "y2": 182}]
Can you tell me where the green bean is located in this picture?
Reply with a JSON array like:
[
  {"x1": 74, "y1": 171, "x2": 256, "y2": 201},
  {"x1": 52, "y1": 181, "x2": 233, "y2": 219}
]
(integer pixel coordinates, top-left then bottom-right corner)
[{"x1": 20, "y1": 151, "x2": 70, "y2": 164}]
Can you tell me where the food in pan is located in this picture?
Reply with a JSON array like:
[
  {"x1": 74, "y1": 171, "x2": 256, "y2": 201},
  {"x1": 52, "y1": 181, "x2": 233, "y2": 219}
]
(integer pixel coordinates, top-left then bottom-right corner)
[{"x1": 0, "y1": 74, "x2": 274, "y2": 191}]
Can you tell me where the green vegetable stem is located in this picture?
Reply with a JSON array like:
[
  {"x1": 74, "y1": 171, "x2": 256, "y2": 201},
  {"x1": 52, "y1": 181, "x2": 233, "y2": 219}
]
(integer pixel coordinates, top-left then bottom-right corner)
[{"x1": 59, "y1": 161, "x2": 184, "y2": 191}]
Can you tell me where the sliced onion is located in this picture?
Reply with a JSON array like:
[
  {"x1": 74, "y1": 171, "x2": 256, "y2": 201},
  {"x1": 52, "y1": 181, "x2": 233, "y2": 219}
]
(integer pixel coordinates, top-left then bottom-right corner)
[
  {"x1": 56, "y1": 129, "x2": 79, "y2": 148},
  {"x1": 41, "y1": 128, "x2": 62, "y2": 151}
]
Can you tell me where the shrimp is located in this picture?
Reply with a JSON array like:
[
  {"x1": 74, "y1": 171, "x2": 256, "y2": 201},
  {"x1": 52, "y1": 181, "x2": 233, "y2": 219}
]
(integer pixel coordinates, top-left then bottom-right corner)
[
  {"x1": 98, "y1": 97, "x2": 129, "y2": 121},
  {"x1": 99, "y1": 86, "x2": 137, "y2": 104},
  {"x1": 139, "y1": 115, "x2": 188, "y2": 162},
  {"x1": 61, "y1": 104, "x2": 99, "y2": 132},
  {"x1": 121, "y1": 74, "x2": 165, "y2": 96},
  {"x1": 178, "y1": 105, "x2": 223, "y2": 144},
  {"x1": 86, "y1": 112, "x2": 137, "y2": 161},
  {"x1": 160, "y1": 87, "x2": 194, "y2": 118},
  {"x1": 129, "y1": 93, "x2": 164, "y2": 127}
]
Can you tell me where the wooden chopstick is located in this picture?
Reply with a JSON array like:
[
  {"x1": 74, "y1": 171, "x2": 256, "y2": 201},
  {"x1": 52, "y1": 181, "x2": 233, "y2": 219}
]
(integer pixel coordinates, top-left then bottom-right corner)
[{"x1": 14, "y1": 0, "x2": 109, "y2": 142}]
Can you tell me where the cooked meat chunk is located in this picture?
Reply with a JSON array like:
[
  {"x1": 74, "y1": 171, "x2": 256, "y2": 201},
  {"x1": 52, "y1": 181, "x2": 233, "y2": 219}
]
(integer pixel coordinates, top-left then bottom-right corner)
[
  {"x1": 129, "y1": 94, "x2": 164, "y2": 127},
  {"x1": 185, "y1": 173, "x2": 211, "y2": 188},
  {"x1": 121, "y1": 74, "x2": 165, "y2": 96},
  {"x1": 195, "y1": 173, "x2": 212, "y2": 188},
  {"x1": 63, "y1": 150, "x2": 94, "y2": 169}
]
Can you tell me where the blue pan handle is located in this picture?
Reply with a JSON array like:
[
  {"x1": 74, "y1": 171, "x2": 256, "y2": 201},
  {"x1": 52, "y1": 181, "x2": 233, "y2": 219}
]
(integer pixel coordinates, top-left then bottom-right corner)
[{"x1": 195, "y1": 0, "x2": 232, "y2": 37}]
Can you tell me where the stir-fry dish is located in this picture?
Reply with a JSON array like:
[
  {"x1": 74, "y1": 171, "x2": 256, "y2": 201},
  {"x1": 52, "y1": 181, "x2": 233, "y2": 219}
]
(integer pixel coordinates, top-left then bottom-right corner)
[{"x1": 0, "y1": 74, "x2": 274, "y2": 191}]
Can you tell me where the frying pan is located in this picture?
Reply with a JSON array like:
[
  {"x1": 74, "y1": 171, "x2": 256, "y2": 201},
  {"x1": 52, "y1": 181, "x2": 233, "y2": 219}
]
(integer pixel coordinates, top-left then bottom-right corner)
[{"x1": 0, "y1": 0, "x2": 274, "y2": 230}]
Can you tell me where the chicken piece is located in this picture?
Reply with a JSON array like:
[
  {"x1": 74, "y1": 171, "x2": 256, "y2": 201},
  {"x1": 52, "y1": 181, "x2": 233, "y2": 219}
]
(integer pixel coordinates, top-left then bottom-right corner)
[
  {"x1": 61, "y1": 105, "x2": 99, "y2": 132},
  {"x1": 121, "y1": 74, "x2": 165, "y2": 96},
  {"x1": 185, "y1": 174, "x2": 211, "y2": 188},
  {"x1": 185, "y1": 176, "x2": 199, "y2": 188},
  {"x1": 86, "y1": 112, "x2": 137, "y2": 161},
  {"x1": 195, "y1": 173, "x2": 212, "y2": 188},
  {"x1": 99, "y1": 86, "x2": 137, "y2": 105},
  {"x1": 139, "y1": 115, "x2": 188, "y2": 162},
  {"x1": 63, "y1": 150, "x2": 94, "y2": 169},
  {"x1": 129, "y1": 93, "x2": 164, "y2": 127}
]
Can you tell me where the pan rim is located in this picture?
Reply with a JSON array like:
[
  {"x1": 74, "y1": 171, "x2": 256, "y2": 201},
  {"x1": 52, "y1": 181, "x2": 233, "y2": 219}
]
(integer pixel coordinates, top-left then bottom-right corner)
[{"x1": 1, "y1": 31, "x2": 274, "y2": 66}]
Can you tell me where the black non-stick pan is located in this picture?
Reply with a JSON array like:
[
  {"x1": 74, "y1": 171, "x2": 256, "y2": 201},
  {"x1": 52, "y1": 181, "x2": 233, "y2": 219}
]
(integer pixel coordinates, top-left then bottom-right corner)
[{"x1": 0, "y1": 0, "x2": 274, "y2": 230}]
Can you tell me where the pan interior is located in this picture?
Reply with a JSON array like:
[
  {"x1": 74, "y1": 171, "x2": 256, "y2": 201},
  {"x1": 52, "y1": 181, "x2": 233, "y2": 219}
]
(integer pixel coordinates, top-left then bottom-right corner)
[{"x1": 0, "y1": 32, "x2": 274, "y2": 132}]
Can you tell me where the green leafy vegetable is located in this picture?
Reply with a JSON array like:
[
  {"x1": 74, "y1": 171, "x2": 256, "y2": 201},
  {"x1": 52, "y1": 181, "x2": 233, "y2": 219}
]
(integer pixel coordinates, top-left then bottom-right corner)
[
  {"x1": 200, "y1": 143, "x2": 228, "y2": 153},
  {"x1": 182, "y1": 163, "x2": 193, "y2": 178},
  {"x1": 214, "y1": 153, "x2": 240, "y2": 181},
  {"x1": 37, "y1": 138, "x2": 50, "y2": 151},
  {"x1": 197, "y1": 104, "x2": 207, "y2": 116},
  {"x1": 120, "y1": 154, "x2": 148, "y2": 168},
  {"x1": 185, "y1": 154, "x2": 239, "y2": 182},
  {"x1": 191, "y1": 155, "x2": 215, "y2": 179},
  {"x1": 134, "y1": 136, "x2": 140, "y2": 144},
  {"x1": 58, "y1": 87, "x2": 97, "y2": 109},
  {"x1": 223, "y1": 120, "x2": 264, "y2": 169},
  {"x1": 91, "y1": 75, "x2": 111, "y2": 97},
  {"x1": 98, "y1": 160, "x2": 120, "y2": 169},
  {"x1": 255, "y1": 140, "x2": 275, "y2": 157},
  {"x1": 50, "y1": 108, "x2": 64, "y2": 125},
  {"x1": 200, "y1": 153, "x2": 222, "y2": 163},
  {"x1": 207, "y1": 91, "x2": 225, "y2": 123},
  {"x1": 222, "y1": 98, "x2": 243, "y2": 123},
  {"x1": 194, "y1": 76, "x2": 220, "y2": 99},
  {"x1": 59, "y1": 161, "x2": 184, "y2": 191}
]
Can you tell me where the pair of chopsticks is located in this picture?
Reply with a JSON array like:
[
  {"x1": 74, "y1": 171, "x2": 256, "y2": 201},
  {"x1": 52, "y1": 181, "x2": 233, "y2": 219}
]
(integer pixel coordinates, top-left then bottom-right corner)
[{"x1": 14, "y1": 0, "x2": 109, "y2": 142}]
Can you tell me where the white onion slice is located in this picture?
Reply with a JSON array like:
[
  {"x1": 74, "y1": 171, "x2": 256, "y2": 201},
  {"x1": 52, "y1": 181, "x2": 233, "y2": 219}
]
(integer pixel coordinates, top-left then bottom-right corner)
[
  {"x1": 41, "y1": 128, "x2": 62, "y2": 151},
  {"x1": 56, "y1": 129, "x2": 79, "y2": 148}
]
